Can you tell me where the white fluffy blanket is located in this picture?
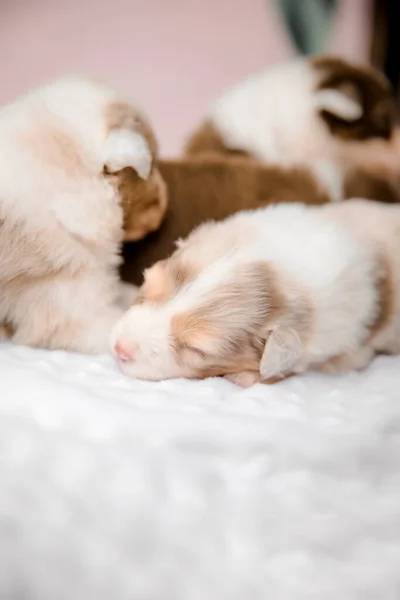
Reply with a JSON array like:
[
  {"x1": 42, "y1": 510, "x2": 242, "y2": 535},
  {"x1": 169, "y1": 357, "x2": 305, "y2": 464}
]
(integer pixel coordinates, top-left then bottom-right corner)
[{"x1": 1, "y1": 342, "x2": 400, "y2": 600}]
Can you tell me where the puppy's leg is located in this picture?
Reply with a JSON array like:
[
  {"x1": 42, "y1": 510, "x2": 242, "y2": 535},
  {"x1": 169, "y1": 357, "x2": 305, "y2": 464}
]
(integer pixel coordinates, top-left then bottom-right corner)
[
  {"x1": 317, "y1": 346, "x2": 374, "y2": 375},
  {"x1": 10, "y1": 279, "x2": 126, "y2": 354},
  {"x1": 11, "y1": 304, "x2": 124, "y2": 355},
  {"x1": 224, "y1": 370, "x2": 293, "y2": 387},
  {"x1": 224, "y1": 370, "x2": 260, "y2": 388}
]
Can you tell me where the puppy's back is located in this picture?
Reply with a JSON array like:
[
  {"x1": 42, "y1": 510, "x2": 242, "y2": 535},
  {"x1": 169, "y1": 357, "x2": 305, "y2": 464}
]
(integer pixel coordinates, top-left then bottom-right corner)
[{"x1": 121, "y1": 157, "x2": 336, "y2": 285}]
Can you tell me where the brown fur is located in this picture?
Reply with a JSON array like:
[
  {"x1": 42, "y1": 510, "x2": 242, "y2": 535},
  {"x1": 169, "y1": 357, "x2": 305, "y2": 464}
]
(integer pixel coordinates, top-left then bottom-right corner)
[
  {"x1": 103, "y1": 100, "x2": 168, "y2": 242},
  {"x1": 184, "y1": 120, "x2": 252, "y2": 159},
  {"x1": 121, "y1": 156, "x2": 400, "y2": 285},
  {"x1": 108, "y1": 166, "x2": 168, "y2": 241},
  {"x1": 344, "y1": 167, "x2": 400, "y2": 204},
  {"x1": 121, "y1": 157, "x2": 332, "y2": 285},
  {"x1": 312, "y1": 55, "x2": 398, "y2": 141},
  {"x1": 0, "y1": 320, "x2": 15, "y2": 339}
]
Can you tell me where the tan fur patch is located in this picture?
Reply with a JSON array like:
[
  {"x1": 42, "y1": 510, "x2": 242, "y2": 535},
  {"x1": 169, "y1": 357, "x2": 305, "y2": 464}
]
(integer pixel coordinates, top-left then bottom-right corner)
[
  {"x1": 344, "y1": 167, "x2": 400, "y2": 204},
  {"x1": 170, "y1": 262, "x2": 286, "y2": 378},
  {"x1": 184, "y1": 120, "x2": 253, "y2": 159},
  {"x1": 140, "y1": 260, "x2": 171, "y2": 303},
  {"x1": 141, "y1": 256, "x2": 196, "y2": 304},
  {"x1": 171, "y1": 312, "x2": 217, "y2": 354},
  {"x1": 0, "y1": 320, "x2": 15, "y2": 339},
  {"x1": 312, "y1": 55, "x2": 397, "y2": 141},
  {"x1": 20, "y1": 120, "x2": 86, "y2": 176},
  {"x1": 168, "y1": 257, "x2": 196, "y2": 292},
  {"x1": 110, "y1": 165, "x2": 168, "y2": 242}
]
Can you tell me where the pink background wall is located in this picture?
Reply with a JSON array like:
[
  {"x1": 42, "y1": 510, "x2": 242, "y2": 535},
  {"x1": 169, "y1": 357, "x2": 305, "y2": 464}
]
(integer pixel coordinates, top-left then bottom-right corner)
[{"x1": 0, "y1": 0, "x2": 371, "y2": 156}]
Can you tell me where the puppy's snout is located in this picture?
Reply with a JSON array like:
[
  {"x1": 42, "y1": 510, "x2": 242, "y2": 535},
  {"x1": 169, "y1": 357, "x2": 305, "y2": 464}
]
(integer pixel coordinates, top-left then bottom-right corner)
[{"x1": 114, "y1": 340, "x2": 138, "y2": 362}]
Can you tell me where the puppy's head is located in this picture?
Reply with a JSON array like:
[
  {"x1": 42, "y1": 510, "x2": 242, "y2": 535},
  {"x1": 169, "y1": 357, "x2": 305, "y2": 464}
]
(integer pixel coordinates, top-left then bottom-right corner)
[
  {"x1": 102, "y1": 103, "x2": 168, "y2": 242},
  {"x1": 311, "y1": 55, "x2": 397, "y2": 142},
  {"x1": 111, "y1": 221, "x2": 311, "y2": 385}
]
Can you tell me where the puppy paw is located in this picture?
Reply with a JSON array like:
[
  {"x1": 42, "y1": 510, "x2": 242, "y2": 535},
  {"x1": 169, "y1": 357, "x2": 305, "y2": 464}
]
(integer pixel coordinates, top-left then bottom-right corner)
[{"x1": 224, "y1": 370, "x2": 260, "y2": 388}]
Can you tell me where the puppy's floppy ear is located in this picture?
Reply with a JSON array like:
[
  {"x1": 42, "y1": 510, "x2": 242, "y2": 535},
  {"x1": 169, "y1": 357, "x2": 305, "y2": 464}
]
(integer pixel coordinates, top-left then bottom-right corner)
[
  {"x1": 103, "y1": 129, "x2": 152, "y2": 179},
  {"x1": 259, "y1": 285, "x2": 311, "y2": 380},
  {"x1": 312, "y1": 55, "x2": 397, "y2": 140},
  {"x1": 315, "y1": 88, "x2": 362, "y2": 122},
  {"x1": 260, "y1": 327, "x2": 303, "y2": 381}
]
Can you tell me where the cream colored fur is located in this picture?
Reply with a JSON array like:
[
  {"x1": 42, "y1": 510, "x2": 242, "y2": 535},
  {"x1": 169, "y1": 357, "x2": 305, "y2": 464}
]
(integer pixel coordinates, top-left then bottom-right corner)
[
  {"x1": 0, "y1": 76, "x2": 161, "y2": 353},
  {"x1": 112, "y1": 200, "x2": 400, "y2": 385}
]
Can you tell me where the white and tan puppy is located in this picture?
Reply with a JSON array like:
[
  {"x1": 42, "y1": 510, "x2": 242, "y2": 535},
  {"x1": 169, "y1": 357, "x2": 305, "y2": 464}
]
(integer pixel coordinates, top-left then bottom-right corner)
[
  {"x1": 0, "y1": 76, "x2": 167, "y2": 352},
  {"x1": 186, "y1": 55, "x2": 400, "y2": 178},
  {"x1": 112, "y1": 199, "x2": 400, "y2": 386}
]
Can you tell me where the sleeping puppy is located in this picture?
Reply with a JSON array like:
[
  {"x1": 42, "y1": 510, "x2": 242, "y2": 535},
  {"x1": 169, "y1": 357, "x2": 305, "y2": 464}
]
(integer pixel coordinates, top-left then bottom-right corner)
[
  {"x1": 121, "y1": 155, "x2": 400, "y2": 286},
  {"x1": 112, "y1": 199, "x2": 400, "y2": 386},
  {"x1": 0, "y1": 76, "x2": 167, "y2": 352},
  {"x1": 185, "y1": 55, "x2": 400, "y2": 179}
]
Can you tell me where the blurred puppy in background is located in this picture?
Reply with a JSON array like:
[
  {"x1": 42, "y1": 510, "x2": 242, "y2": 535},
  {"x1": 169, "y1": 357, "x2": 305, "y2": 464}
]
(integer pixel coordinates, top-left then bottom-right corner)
[
  {"x1": 185, "y1": 55, "x2": 400, "y2": 180},
  {"x1": 0, "y1": 76, "x2": 167, "y2": 352}
]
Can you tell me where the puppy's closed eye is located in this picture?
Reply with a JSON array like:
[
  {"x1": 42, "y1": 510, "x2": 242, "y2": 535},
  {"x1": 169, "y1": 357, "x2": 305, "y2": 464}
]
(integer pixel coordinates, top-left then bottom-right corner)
[
  {"x1": 181, "y1": 344, "x2": 208, "y2": 359},
  {"x1": 172, "y1": 335, "x2": 209, "y2": 358}
]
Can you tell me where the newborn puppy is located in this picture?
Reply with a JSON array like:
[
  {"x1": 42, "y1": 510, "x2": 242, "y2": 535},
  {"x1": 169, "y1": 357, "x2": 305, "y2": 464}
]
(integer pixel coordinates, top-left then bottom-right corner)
[
  {"x1": 185, "y1": 55, "x2": 400, "y2": 179},
  {"x1": 112, "y1": 199, "x2": 400, "y2": 386},
  {"x1": 121, "y1": 155, "x2": 400, "y2": 286},
  {"x1": 0, "y1": 76, "x2": 167, "y2": 352}
]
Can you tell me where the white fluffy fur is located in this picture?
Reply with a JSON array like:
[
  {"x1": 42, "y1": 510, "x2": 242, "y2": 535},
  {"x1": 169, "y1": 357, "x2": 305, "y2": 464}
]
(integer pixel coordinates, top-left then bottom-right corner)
[
  {"x1": 0, "y1": 76, "x2": 155, "y2": 353},
  {"x1": 2, "y1": 343, "x2": 400, "y2": 600},
  {"x1": 112, "y1": 200, "x2": 400, "y2": 384}
]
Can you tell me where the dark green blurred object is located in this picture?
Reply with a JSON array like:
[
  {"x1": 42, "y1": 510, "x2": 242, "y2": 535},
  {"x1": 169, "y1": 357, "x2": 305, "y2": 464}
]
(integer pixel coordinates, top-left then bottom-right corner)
[{"x1": 274, "y1": 0, "x2": 337, "y2": 55}]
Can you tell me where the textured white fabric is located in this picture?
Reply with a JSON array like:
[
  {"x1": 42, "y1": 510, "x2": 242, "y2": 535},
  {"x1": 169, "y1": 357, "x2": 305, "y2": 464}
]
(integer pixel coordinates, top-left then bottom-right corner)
[{"x1": 1, "y1": 341, "x2": 400, "y2": 600}]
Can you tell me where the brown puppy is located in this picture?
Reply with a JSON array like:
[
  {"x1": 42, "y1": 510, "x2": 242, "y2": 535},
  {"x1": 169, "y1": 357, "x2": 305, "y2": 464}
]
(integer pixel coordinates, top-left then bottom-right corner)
[{"x1": 121, "y1": 156, "x2": 400, "y2": 286}]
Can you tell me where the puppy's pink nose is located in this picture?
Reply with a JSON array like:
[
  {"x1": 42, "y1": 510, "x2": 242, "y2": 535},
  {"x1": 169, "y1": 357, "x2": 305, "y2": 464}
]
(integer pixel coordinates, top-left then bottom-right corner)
[{"x1": 114, "y1": 340, "x2": 137, "y2": 362}]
